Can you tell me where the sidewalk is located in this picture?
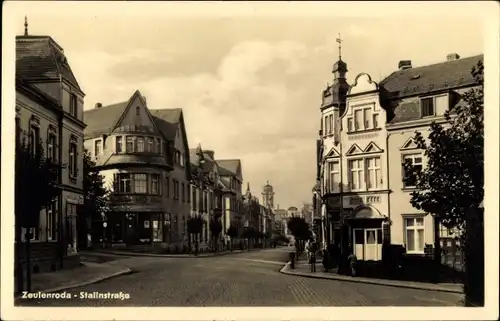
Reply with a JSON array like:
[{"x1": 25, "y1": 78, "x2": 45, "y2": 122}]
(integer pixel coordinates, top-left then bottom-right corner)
[
  {"x1": 15, "y1": 261, "x2": 132, "y2": 299},
  {"x1": 280, "y1": 258, "x2": 463, "y2": 294},
  {"x1": 86, "y1": 247, "x2": 270, "y2": 258}
]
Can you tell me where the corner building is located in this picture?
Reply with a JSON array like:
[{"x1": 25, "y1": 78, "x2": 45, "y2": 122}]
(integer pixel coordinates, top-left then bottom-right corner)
[{"x1": 317, "y1": 51, "x2": 483, "y2": 261}]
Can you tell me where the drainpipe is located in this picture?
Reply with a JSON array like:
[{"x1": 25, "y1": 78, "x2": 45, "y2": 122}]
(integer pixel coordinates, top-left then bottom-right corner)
[
  {"x1": 58, "y1": 107, "x2": 64, "y2": 269},
  {"x1": 385, "y1": 132, "x2": 392, "y2": 243}
]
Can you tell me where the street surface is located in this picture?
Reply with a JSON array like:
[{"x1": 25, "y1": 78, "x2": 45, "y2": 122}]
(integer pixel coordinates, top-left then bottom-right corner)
[{"x1": 19, "y1": 247, "x2": 463, "y2": 306}]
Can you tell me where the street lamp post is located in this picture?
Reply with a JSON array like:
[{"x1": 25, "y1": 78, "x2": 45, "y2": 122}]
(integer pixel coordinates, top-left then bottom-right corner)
[{"x1": 195, "y1": 145, "x2": 206, "y2": 256}]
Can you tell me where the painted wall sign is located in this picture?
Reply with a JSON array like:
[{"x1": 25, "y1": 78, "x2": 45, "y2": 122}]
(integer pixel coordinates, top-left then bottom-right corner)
[{"x1": 344, "y1": 195, "x2": 381, "y2": 206}]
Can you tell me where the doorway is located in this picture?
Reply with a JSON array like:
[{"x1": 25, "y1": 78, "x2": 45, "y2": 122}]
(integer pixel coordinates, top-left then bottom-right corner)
[{"x1": 353, "y1": 228, "x2": 382, "y2": 261}]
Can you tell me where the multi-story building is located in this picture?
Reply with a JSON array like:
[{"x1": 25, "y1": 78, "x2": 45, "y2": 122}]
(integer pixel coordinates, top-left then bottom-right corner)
[
  {"x1": 189, "y1": 147, "x2": 221, "y2": 248},
  {"x1": 273, "y1": 206, "x2": 287, "y2": 237},
  {"x1": 83, "y1": 92, "x2": 192, "y2": 247},
  {"x1": 316, "y1": 50, "x2": 483, "y2": 262},
  {"x1": 215, "y1": 159, "x2": 244, "y2": 237},
  {"x1": 15, "y1": 25, "x2": 86, "y2": 274},
  {"x1": 243, "y1": 183, "x2": 262, "y2": 234}
]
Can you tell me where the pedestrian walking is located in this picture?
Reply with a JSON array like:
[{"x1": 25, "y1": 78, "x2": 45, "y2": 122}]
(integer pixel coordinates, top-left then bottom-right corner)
[
  {"x1": 309, "y1": 240, "x2": 318, "y2": 272},
  {"x1": 305, "y1": 239, "x2": 311, "y2": 262}
]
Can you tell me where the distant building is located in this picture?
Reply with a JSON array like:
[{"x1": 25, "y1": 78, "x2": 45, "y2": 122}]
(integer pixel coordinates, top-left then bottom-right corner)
[
  {"x1": 15, "y1": 25, "x2": 85, "y2": 274},
  {"x1": 215, "y1": 159, "x2": 244, "y2": 237}
]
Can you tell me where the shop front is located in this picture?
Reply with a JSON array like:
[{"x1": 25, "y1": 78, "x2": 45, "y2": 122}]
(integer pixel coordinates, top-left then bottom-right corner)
[
  {"x1": 106, "y1": 211, "x2": 168, "y2": 245},
  {"x1": 348, "y1": 206, "x2": 388, "y2": 261}
]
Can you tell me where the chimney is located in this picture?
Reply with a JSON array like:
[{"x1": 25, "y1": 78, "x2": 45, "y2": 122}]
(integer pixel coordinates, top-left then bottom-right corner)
[
  {"x1": 398, "y1": 60, "x2": 412, "y2": 70},
  {"x1": 95, "y1": 102, "x2": 102, "y2": 109},
  {"x1": 203, "y1": 149, "x2": 215, "y2": 160},
  {"x1": 446, "y1": 53, "x2": 460, "y2": 61}
]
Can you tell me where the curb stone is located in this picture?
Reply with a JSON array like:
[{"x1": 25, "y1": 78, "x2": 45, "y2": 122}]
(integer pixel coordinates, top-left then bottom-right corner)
[
  {"x1": 14, "y1": 267, "x2": 133, "y2": 300},
  {"x1": 279, "y1": 262, "x2": 463, "y2": 294},
  {"x1": 89, "y1": 247, "x2": 271, "y2": 258}
]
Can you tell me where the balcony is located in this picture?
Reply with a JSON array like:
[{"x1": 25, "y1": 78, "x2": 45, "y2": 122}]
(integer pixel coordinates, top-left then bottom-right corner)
[{"x1": 110, "y1": 194, "x2": 162, "y2": 205}]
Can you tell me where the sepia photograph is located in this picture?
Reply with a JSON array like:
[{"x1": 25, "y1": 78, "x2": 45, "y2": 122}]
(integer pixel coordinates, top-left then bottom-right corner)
[{"x1": 1, "y1": 1, "x2": 498, "y2": 320}]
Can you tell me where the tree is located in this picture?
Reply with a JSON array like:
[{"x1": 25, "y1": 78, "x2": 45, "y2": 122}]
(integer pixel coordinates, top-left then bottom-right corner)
[
  {"x1": 15, "y1": 134, "x2": 61, "y2": 292},
  {"x1": 209, "y1": 218, "x2": 222, "y2": 252},
  {"x1": 287, "y1": 217, "x2": 310, "y2": 256},
  {"x1": 81, "y1": 149, "x2": 109, "y2": 249},
  {"x1": 226, "y1": 225, "x2": 239, "y2": 251},
  {"x1": 403, "y1": 60, "x2": 484, "y2": 306},
  {"x1": 187, "y1": 215, "x2": 204, "y2": 255}
]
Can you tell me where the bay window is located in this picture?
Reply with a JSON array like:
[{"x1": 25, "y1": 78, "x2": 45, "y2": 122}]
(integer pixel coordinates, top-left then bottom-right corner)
[
  {"x1": 151, "y1": 174, "x2": 160, "y2": 195},
  {"x1": 147, "y1": 137, "x2": 154, "y2": 152},
  {"x1": 116, "y1": 136, "x2": 123, "y2": 153},
  {"x1": 126, "y1": 136, "x2": 134, "y2": 153},
  {"x1": 404, "y1": 216, "x2": 425, "y2": 253},
  {"x1": 137, "y1": 137, "x2": 145, "y2": 152},
  {"x1": 134, "y1": 174, "x2": 148, "y2": 194},
  {"x1": 116, "y1": 173, "x2": 132, "y2": 193}
]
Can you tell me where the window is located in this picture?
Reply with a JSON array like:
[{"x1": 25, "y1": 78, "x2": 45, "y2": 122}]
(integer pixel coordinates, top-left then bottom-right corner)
[
  {"x1": 180, "y1": 154, "x2": 185, "y2": 167},
  {"x1": 156, "y1": 138, "x2": 161, "y2": 154},
  {"x1": 192, "y1": 186, "x2": 197, "y2": 210},
  {"x1": 324, "y1": 117, "x2": 328, "y2": 136},
  {"x1": 366, "y1": 157, "x2": 381, "y2": 189},
  {"x1": 363, "y1": 108, "x2": 372, "y2": 129},
  {"x1": 402, "y1": 153, "x2": 423, "y2": 188},
  {"x1": 116, "y1": 136, "x2": 123, "y2": 153},
  {"x1": 47, "y1": 199, "x2": 57, "y2": 241},
  {"x1": 373, "y1": 114, "x2": 379, "y2": 128},
  {"x1": 136, "y1": 106, "x2": 140, "y2": 116},
  {"x1": 147, "y1": 137, "x2": 154, "y2": 152},
  {"x1": 421, "y1": 97, "x2": 434, "y2": 117},
  {"x1": 348, "y1": 159, "x2": 364, "y2": 191},
  {"x1": 173, "y1": 180, "x2": 179, "y2": 200},
  {"x1": 69, "y1": 142, "x2": 78, "y2": 177},
  {"x1": 47, "y1": 133, "x2": 56, "y2": 161},
  {"x1": 354, "y1": 110, "x2": 363, "y2": 130},
  {"x1": 328, "y1": 115, "x2": 333, "y2": 134},
  {"x1": 165, "y1": 177, "x2": 170, "y2": 197},
  {"x1": 347, "y1": 118, "x2": 353, "y2": 132},
  {"x1": 187, "y1": 184, "x2": 191, "y2": 203},
  {"x1": 405, "y1": 217, "x2": 425, "y2": 253},
  {"x1": 151, "y1": 174, "x2": 160, "y2": 195},
  {"x1": 137, "y1": 137, "x2": 145, "y2": 152},
  {"x1": 181, "y1": 182, "x2": 185, "y2": 202},
  {"x1": 328, "y1": 161, "x2": 340, "y2": 193},
  {"x1": 117, "y1": 173, "x2": 132, "y2": 193},
  {"x1": 29, "y1": 125, "x2": 40, "y2": 155},
  {"x1": 134, "y1": 174, "x2": 148, "y2": 194},
  {"x1": 94, "y1": 139, "x2": 102, "y2": 157},
  {"x1": 126, "y1": 137, "x2": 134, "y2": 153},
  {"x1": 70, "y1": 94, "x2": 78, "y2": 117}
]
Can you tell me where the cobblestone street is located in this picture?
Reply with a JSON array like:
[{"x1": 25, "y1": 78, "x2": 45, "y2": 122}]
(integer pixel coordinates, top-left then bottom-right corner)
[{"x1": 18, "y1": 248, "x2": 463, "y2": 307}]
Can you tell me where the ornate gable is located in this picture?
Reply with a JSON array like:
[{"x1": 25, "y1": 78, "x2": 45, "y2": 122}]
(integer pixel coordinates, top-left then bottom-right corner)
[
  {"x1": 324, "y1": 146, "x2": 340, "y2": 158},
  {"x1": 364, "y1": 141, "x2": 383, "y2": 154},
  {"x1": 345, "y1": 143, "x2": 363, "y2": 156},
  {"x1": 400, "y1": 137, "x2": 419, "y2": 150}
]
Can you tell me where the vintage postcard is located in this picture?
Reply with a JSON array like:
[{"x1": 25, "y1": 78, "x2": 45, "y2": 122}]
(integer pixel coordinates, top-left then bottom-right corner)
[{"x1": 1, "y1": 1, "x2": 499, "y2": 320}]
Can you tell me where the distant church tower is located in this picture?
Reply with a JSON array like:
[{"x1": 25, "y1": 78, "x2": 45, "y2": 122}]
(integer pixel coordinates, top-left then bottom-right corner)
[{"x1": 261, "y1": 181, "x2": 275, "y2": 209}]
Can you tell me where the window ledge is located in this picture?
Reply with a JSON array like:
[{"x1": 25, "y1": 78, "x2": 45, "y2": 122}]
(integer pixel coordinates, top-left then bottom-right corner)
[
  {"x1": 402, "y1": 187, "x2": 418, "y2": 192},
  {"x1": 406, "y1": 251, "x2": 425, "y2": 255},
  {"x1": 347, "y1": 128, "x2": 381, "y2": 134}
]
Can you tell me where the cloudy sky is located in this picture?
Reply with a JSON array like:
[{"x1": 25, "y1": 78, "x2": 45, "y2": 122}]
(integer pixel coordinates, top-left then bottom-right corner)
[{"x1": 8, "y1": 2, "x2": 486, "y2": 209}]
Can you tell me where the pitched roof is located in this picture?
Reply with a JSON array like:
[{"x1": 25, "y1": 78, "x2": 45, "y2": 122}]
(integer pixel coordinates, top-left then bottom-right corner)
[
  {"x1": 216, "y1": 159, "x2": 241, "y2": 177},
  {"x1": 150, "y1": 109, "x2": 182, "y2": 140},
  {"x1": 380, "y1": 54, "x2": 483, "y2": 98},
  {"x1": 16, "y1": 35, "x2": 82, "y2": 92},
  {"x1": 83, "y1": 101, "x2": 129, "y2": 138}
]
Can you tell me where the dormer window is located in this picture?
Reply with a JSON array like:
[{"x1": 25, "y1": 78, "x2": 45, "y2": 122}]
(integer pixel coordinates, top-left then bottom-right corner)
[
  {"x1": 94, "y1": 139, "x2": 102, "y2": 157},
  {"x1": 421, "y1": 97, "x2": 435, "y2": 117}
]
